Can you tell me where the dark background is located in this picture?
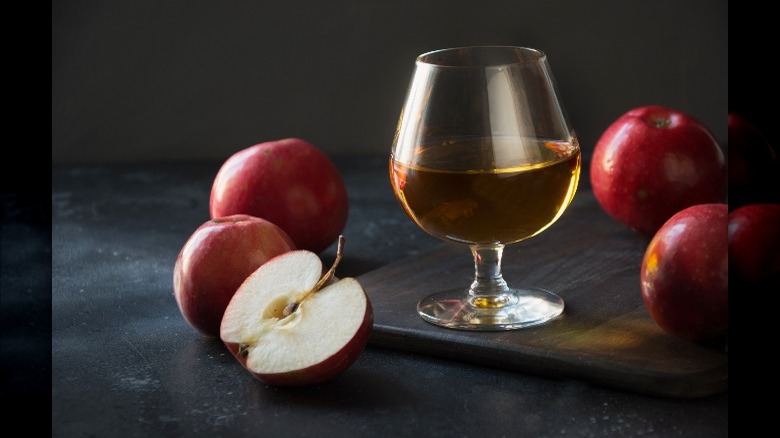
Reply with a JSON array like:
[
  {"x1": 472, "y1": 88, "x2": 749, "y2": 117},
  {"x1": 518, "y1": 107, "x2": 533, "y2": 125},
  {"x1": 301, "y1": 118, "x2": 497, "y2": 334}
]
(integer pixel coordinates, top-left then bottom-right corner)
[{"x1": 52, "y1": 0, "x2": 728, "y2": 165}]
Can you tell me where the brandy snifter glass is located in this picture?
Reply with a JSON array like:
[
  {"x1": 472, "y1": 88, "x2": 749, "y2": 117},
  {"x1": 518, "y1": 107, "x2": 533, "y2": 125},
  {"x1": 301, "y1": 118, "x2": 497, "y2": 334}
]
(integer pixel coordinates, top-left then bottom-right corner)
[{"x1": 390, "y1": 46, "x2": 581, "y2": 330}]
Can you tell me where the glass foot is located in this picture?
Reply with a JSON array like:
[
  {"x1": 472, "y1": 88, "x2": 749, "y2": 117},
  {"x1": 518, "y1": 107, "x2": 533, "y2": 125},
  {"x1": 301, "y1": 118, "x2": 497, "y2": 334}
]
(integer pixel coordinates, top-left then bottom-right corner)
[{"x1": 417, "y1": 287, "x2": 564, "y2": 331}]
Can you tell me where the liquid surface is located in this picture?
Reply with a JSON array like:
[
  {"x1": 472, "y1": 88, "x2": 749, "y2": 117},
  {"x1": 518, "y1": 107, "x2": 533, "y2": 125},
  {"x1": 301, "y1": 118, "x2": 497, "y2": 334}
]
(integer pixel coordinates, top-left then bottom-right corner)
[{"x1": 390, "y1": 137, "x2": 581, "y2": 245}]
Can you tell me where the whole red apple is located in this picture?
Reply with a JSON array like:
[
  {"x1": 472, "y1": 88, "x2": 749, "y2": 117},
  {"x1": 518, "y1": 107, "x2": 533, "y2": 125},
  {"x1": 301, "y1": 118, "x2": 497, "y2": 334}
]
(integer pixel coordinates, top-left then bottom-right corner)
[
  {"x1": 209, "y1": 138, "x2": 349, "y2": 254},
  {"x1": 640, "y1": 203, "x2": 728, "y2": 341},
  {"x1": 173, "y1": 214, "x2": 296, "y2": 337},
  {"x1": 590, "y1": 105, "x2": 727, "y2": 236},
  {"x1": 729, "y1": 203, "x2": 780, "y2": 289},
  {"x1": 727, "y1": 112, "x2": 779, "y2": 209}
]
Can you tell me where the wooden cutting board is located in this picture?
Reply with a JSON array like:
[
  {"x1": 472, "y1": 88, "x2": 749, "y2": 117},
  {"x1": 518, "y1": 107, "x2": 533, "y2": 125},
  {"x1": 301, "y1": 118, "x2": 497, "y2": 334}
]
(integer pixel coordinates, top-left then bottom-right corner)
[{"x1": 358, "y1": 190, "x2": 728, "y2": 398}]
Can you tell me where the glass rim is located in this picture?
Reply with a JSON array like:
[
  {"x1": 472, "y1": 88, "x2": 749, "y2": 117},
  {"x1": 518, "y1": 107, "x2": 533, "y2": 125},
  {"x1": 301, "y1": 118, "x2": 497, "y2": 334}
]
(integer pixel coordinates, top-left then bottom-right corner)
[{"x1": 416, "y1": 46, "x2": 547, "y2": 68}]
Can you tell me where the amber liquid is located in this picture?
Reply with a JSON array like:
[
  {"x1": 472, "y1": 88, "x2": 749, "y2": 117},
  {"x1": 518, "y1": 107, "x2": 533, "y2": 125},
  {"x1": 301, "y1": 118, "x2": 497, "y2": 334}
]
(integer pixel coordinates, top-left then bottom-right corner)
[{"x1": 390, "y1": 137, "x2": 581, "y2": 245}]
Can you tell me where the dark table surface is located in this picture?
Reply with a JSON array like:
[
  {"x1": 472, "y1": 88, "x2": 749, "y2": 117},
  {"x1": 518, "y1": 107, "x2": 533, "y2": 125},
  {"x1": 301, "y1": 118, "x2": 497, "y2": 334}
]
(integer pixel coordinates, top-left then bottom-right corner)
[{"x1": 43, "y1": 154, "x2": 727, "y2": 437}]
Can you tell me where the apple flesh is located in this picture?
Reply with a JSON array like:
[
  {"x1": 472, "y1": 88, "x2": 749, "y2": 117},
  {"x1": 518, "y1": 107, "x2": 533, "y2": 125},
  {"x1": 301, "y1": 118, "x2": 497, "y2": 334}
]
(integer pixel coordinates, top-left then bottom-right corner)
[
  {"x1": 729, "y1": 203, "x2": 780, "y2": 289},
  {"x1": 220, "y1": 237, "x2": 373, "y2": 386},
  {"x1": 173, "y1": 214, "x2": 296, "y2": 338},
  {"x1": 640, "y1": 203, "x2": 728, "y2": 341},
  {"x1": 590, "y1": 105, "x2": 727, "y2": 236},
  {"x1": 210, "y1": 138, "x2": 349, "y2": 254}
]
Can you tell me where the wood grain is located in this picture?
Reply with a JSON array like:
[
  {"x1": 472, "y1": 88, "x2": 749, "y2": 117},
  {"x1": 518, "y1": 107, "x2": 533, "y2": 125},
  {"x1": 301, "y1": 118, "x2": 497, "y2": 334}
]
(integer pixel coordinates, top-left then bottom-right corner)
[{"x1": 358, "y1": 190, "x2": 728, "y2": 398}]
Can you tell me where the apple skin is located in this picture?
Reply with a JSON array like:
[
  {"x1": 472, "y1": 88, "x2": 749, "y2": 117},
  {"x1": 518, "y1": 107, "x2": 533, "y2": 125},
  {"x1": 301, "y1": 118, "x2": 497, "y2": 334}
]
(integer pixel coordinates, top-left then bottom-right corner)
[
  {"x1": 173, "y1": 214, "x2": 296, "y2": 337},
  {"x1": 727, "y1": 112, "x2": 780, "y2": 209},
  {"x1": 590, "y1": 105, "x2": 727, "y2": 236},
  {"x1": 728, "y1": 203, "x2": 780, "y2": 289},
  {"x1": 209, "y1": 138, "x2": 349, "y2": 254},
  {"x1": 640, "y1": 203, "x2": 728, "y2": 341},
  {"x1": 223, "y1": 302, "x2": 373, "y2": 386}
]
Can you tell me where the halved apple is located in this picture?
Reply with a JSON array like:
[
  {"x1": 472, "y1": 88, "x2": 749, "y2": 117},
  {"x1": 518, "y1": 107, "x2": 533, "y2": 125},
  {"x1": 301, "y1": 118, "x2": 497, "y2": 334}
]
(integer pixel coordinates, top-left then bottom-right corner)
[{"x1": 220, "y1": 237, "x2": 373, "y2": 386}]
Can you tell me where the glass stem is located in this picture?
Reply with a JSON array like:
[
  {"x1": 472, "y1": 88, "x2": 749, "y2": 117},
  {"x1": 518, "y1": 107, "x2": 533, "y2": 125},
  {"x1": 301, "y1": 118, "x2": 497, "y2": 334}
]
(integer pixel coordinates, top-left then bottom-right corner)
[{"x1": 469, "y1": 245, "x2": 511, "y2": 307}]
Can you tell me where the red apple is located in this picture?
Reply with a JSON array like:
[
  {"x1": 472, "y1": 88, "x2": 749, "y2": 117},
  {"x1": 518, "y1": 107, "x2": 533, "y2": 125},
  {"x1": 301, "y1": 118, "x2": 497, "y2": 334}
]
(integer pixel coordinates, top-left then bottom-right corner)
[
  {"x1": 220, "y1": 237, "x2": 373, "y2": 386},
  {"x1": 728, "y1": 203, "x2": 780, "y2": 288},
  {"x1": 590, "y1": 105, "x2": 727, "y2": 236},
  {"x1": 640, "y1": 203, "x2": 728, "y2": 341},
  {"x1": 209, "y1": 138, "x2": 349, "y2": 254},
  {"x1": 173, "y1": 214, "x2": 296, "y2": 337},
  {"x1": 727, "y1": 112, "x2": 779, "y2": 209}
]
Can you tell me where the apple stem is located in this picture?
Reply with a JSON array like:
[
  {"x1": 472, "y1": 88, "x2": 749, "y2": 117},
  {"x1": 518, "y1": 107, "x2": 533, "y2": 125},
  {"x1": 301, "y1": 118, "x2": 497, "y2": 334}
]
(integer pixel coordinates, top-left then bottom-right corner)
[
  {"x1": 313, "y1": 235, "x2": 345, "y2": 291},
  {"x1": 653, "y1": 117, "x2": 671, "y2": 128},
  {"x1": 282, "y1": 235, "x2": 345, "y2": 317}
]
